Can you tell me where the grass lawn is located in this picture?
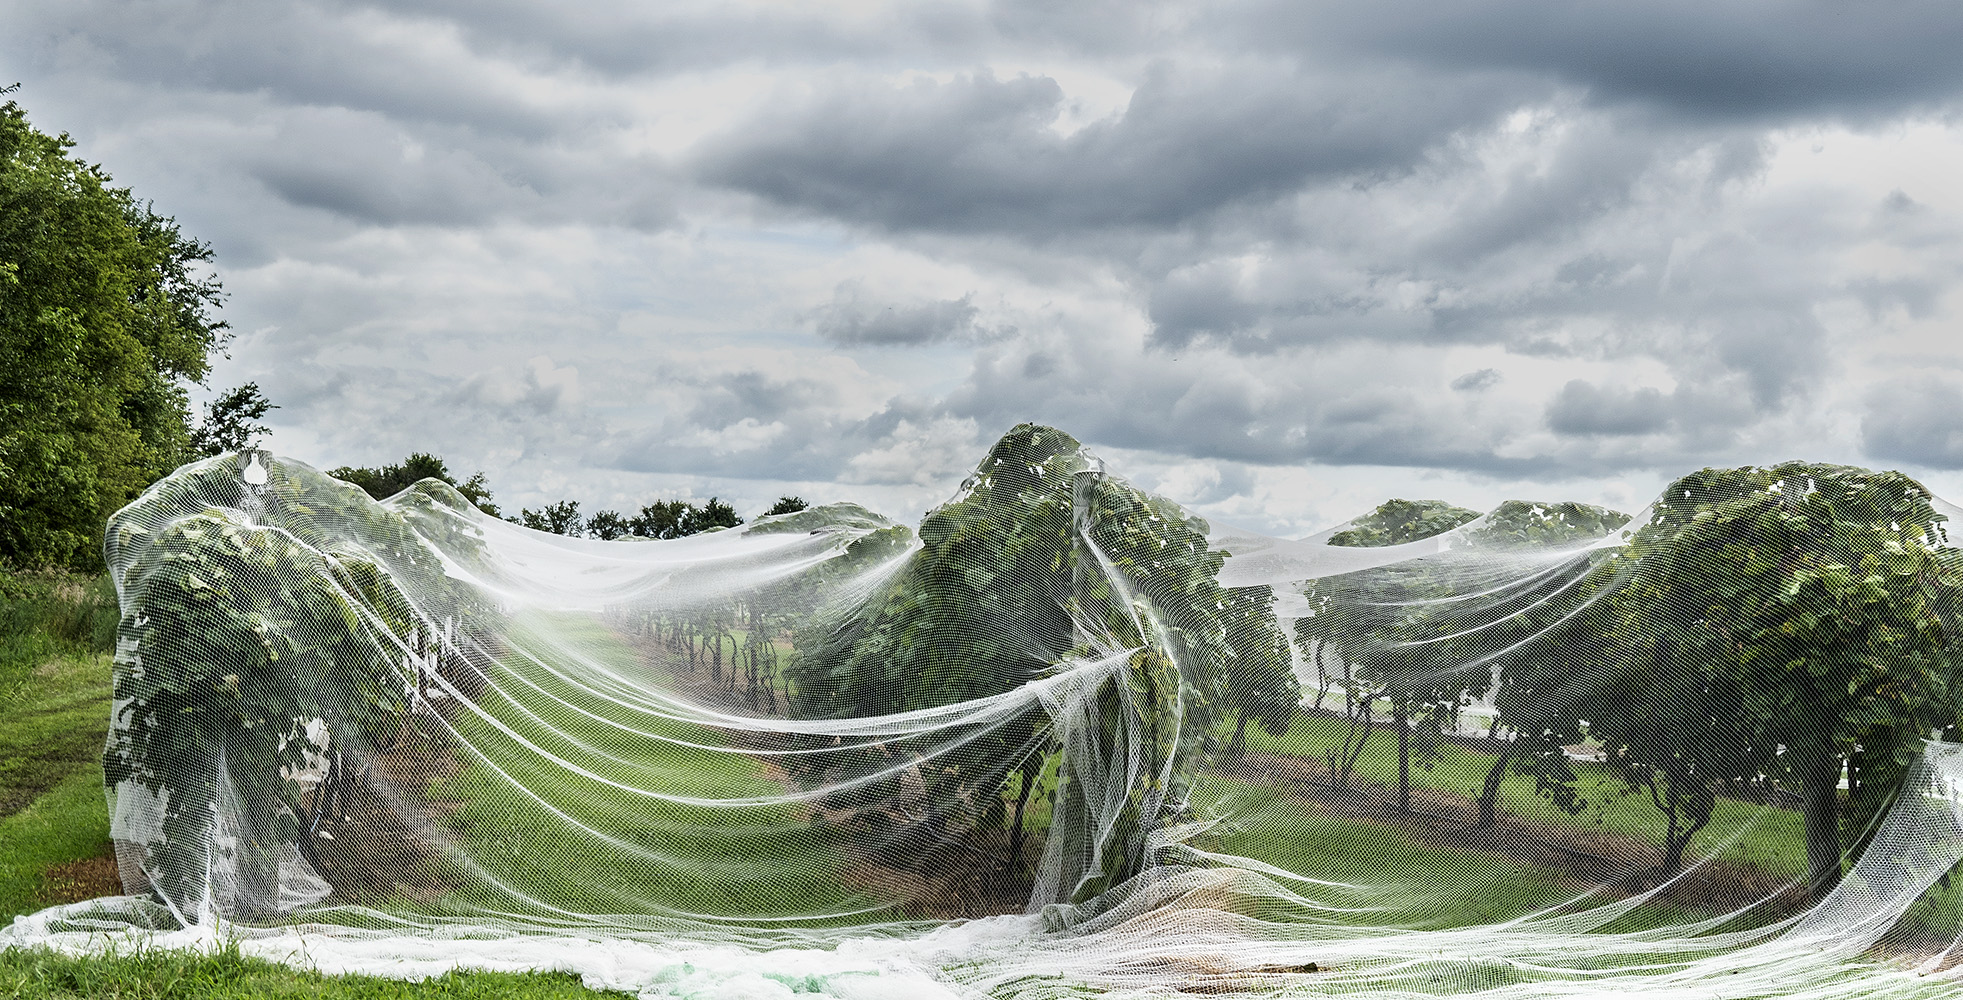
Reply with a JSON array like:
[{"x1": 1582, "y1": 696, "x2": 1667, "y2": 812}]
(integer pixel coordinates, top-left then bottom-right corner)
[
  {"x1": 1247, "y1": 711, "x2": 1810, "y2": 880},
  {"x1": 0, "y1": 587, "x2": 118, "y2": 915},
  {"x1": 1191, "y1": 775, "x2": 1598, "y2": 930},
  {"x1": 419, "y1": 611, "x2": 878, "y2": 922},
  {"x1": 1242, "y1": 709, "x2": 1963, "y2": 942}
]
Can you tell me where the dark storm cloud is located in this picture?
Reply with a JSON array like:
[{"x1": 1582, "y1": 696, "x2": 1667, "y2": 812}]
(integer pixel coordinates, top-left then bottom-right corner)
[
  {"x1": 1255, "y1": 0, "x2": 1963, "y2": 121},
  {"x1": 243, "y1": 115, "x2": 676, "y2": 230},
  {"x1": 246, "y1": 109, "x2": 537, "y2": 226},
  {"x1": 938, "y1": 339, "x2": 1565, "y2": 478},
  {"x1": 694, "y1": 64, "x2": 1527, "y2": 237},
  {"x1": 1862, "y1": 378, "x2": 1963, "y2": 470},
  {"x1": 7, "y1": 2, "x2": 681, "y2": 232},
  {"x1": 1144, "y1": 263, "x2": 1267, "y2": 349},
  {"x1": 1421, "y1": 126, "x2": 1763, "y2": 267},
  {"x1": 374, "y1": 0, "x2": 998, "y2": 77}
]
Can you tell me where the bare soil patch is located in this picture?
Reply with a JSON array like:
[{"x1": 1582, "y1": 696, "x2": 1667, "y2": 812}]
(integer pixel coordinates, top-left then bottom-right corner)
[{"x1": 40, "y1": 853, "x2": 123, "y2": 904}]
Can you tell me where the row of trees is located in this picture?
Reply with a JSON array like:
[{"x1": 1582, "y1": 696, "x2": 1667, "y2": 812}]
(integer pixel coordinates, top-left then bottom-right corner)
[
  {"x1": 0, "y1": 93, "x2": 271, "y2": 570},
  {"x1": 527, "y1": 497, "x2": 746, "y2": 538},
  {"x1": 327, "y1": 451, "x2": 808, "y2": 538},
  {"x1": 1304, "y1": 497, "x2": 1626, "y2": 818},
  {"x1": 1304, "y1": 470, "x2": 1963, "y2": 900}
]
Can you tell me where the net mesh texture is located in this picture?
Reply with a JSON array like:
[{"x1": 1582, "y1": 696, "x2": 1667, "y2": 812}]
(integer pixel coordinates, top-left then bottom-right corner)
[{"x1": 9, "y1": 423, "x2": 1963, "y2": 999}]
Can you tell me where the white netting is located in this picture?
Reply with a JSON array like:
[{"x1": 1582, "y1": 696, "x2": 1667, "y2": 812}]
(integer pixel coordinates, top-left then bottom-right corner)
[{"x1": 9, "y1": 426, "x2": 1963, "y2": 998}]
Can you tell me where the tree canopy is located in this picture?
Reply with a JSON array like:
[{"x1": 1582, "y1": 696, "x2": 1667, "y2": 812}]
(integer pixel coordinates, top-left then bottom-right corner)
[
  {"x1": 188, "y1": 382, "x2": 276, "y2": 458},
  {"x1": 580, "y1": 497, "x2": 743, "y2": 539},
  {"x1": 0, "y1": 95, "x2": 228, "y2": 568},
  {"x1": 1577, "y1": 463, "x2": 1963, "y2": 895},
  {"x1": 765, "y1": 496, "x2": 809, "y2": 516}
]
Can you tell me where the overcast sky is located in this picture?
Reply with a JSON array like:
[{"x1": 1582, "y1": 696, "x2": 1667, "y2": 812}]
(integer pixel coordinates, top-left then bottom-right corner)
[{"x1": 8, "y1": 0, "x2": 1963, "y2": 535}]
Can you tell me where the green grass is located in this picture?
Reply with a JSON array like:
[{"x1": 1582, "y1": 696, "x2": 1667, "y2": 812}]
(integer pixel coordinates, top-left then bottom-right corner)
[
  {"x1": 1193, "y1": 775, "x2": 1590, "y2": 929},
  {"x1": 0, "y1": 943, "x2": 605, "y2": 999},
  {"x1": 0, "y1": 766, "x2": 113, "y2": 919},
  {"x1": 1248, "y1": 711, "x2": 1810, "y2": 880},
  {"x1": 0, "y1": 646, "x2": 117, "y2": 919},
  {"x1": 416, "y1": 611, "x2": 878, "y2": 922},
  {"x1": 0, "y1": 651, "x2": 116, "y2": 817}
]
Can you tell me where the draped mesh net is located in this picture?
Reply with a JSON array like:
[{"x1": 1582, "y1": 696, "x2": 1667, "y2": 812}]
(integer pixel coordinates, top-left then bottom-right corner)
[{"x1": 10, "y1": 424, "x2": 1963, "y2": 998}]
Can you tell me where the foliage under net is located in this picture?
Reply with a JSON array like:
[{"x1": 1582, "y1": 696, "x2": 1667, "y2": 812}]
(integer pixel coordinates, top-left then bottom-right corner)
[{"x1": 11, "y1": 425, "x2": 1963, "y2": 998}]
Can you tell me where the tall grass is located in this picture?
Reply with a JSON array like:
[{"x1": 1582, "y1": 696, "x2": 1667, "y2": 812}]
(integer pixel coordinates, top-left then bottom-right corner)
[{"x1": 0, "y1": 571, "x2": 117, "y2": 700}]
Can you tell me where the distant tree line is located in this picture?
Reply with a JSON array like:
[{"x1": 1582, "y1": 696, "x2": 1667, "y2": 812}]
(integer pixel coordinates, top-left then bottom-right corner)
[{"x1": 326, "y1": 451, "x2": 807, "y2": 538}]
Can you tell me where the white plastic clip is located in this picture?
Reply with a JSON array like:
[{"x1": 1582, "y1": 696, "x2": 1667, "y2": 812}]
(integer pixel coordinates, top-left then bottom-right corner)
[{"x1": 242, "y1": 451, "x2": 269, "y2": 486}]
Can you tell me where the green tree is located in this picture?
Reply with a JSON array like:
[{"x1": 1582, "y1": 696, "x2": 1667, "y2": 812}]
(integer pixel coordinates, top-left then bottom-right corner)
[
  {"x1": 103, "y1": 455, "x2": 496, "y2": 917},
  {"x1": 619, "y1": 497, "x2": 745, "y2": 539},
  {"x1": 1309, "y1": 498, "x2": 1486, "y2": 814},
  {"x1": 786, "y1": 425, "x2": 1290, "y2": 901},
  {"x1": 1581, "y1": 464, "x2": 1963, "y2": 895},
  {"x1": 586, "y1": 509, "x2": 630, "y2": 540},
  {"x1": 764, "y1": 496, "x2": 809, "y2": 516},
  {"x1": 1220, "y1": 585, "x2": 1297, "y2": 759},
  {"x1": 1469, "y1": 500, "x2": 1628, "y2": 550},
  {"x1": 1464, "y1": 500, "x2": 1630, "y2": 830},
  {"x1": 518, "y1": 500, "x2": 583, "y2": 535},
  {"x1": 328, "y1": 453, "x2": 499, "y2": 517},
  {"x1": 1, "y1": 94, "x2": 228, "y2": 568},
  {"x1": 691, "y1": 497, "x2": 743, "y2": 532},
  {"x1": 188, "y1": 382, "x2": 275, "y2": 457},
  {"x1": 627, "y1": 499, "x2": 690, "y2": 539}
]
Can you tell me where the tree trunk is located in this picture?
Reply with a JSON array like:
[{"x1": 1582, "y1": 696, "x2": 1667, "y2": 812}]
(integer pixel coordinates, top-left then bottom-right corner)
[
  {"x1": 1661, "y1": 798, "x2": 1711, "y2": 878},
  {"x1": 1477, "y1": 738, "x2": 1516, "y2": 829},
  {"x1": 1658, "y1": 780, "x2": 1683, "y2": 876},
  {"x1": 1228, "y1": 710, "x2": 1250, "y2": 760},
  {"x1": 1334, "y1": 709, "x2": 1373, "y2": 793},
  {"x1": 1394, "y1": 698, "x2": 1411, "y2": 816},
  {"x1": 1797, "y1": 748, "x2": 1844, "y2": 902},
  {"x1": 1008, "y1": 758, "x2": 1038, "y2": 864}
]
